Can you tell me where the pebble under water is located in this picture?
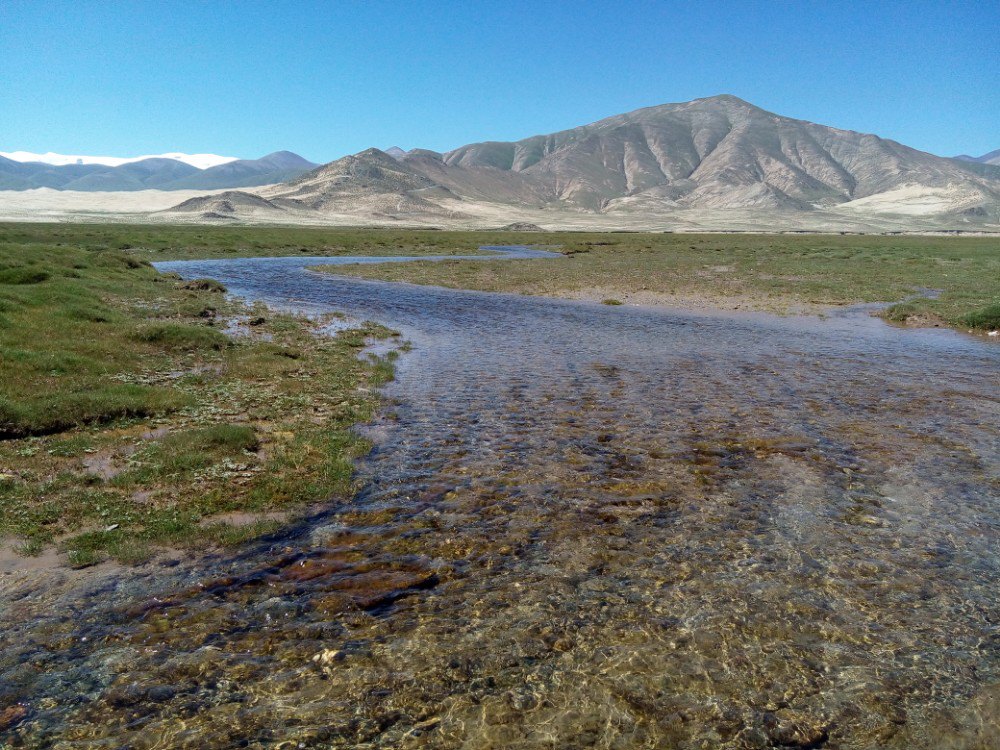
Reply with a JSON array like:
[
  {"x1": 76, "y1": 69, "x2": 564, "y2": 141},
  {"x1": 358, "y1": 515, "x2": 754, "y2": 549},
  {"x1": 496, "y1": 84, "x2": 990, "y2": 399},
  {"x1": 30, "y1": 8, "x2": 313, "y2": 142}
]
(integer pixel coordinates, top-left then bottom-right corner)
[{"x1": 1, "y1": 248, "x2": 998, "y2": 749}]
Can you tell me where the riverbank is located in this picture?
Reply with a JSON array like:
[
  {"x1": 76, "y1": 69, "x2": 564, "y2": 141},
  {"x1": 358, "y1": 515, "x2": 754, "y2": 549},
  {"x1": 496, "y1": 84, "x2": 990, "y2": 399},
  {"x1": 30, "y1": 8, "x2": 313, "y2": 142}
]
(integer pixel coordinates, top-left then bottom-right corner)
[{"x1": 0, "y1": 225, "x2": 401, "y2": 568}]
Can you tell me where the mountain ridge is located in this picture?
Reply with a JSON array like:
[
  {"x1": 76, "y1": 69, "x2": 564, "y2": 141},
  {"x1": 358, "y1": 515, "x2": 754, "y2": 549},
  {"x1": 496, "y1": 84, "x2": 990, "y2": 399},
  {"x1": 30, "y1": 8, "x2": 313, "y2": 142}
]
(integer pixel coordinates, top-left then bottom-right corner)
[
  {"x1": 0, "y1": 151, "x2": 318, "y2": 191},
  {"x1": 0, "y1": 151, "x2": 237, "y2": 168},
  {"x1": 954, "y1": 149, "x2": 1000, "y2": 166},
  {"x1": 165, "y1": 95, "x2": 999, "y2": 228}
]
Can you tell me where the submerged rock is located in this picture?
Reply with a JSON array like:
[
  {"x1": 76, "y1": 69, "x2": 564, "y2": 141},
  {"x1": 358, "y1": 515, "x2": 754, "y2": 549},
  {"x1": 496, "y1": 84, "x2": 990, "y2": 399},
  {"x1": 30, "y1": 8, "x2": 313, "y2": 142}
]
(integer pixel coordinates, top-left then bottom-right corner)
[
  {"x1": 0, "y1": 704, "x2": 28, "y2": 731},
  {"x1": 763, "y1": 710, "x2": 829, "y2": 748}
]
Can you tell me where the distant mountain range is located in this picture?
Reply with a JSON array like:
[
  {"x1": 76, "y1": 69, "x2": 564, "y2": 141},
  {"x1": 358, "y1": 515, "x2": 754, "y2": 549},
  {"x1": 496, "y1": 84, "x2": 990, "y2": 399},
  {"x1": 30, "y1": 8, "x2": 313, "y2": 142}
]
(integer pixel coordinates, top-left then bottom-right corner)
[
  {"x1": 0, "y1": 151, "x2": 317, "y2": 191},
  {"x1": 165, "y1": 95, "x2": 1000, "y2": 228},
  {"x1": 954, "y1": 149, "x2": 1000, "y2": 166},
  {"x1": 0, "y1": 151, "x2": 238, "y2": 168}
]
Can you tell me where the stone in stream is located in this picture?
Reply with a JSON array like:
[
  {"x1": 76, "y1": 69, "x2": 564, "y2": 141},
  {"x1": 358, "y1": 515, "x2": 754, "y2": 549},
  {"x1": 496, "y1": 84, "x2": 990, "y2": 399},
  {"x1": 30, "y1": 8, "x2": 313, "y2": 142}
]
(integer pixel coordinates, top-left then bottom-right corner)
[{"x1": 0, "y1": 704, "x2": 28, "y2": 731}]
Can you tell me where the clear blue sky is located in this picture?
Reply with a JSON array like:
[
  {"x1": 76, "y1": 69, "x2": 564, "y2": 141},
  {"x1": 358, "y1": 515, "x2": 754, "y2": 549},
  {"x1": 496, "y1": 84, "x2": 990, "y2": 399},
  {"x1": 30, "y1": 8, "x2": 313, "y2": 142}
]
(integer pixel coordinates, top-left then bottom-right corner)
[{"x1": 1, "y1": 0, "x2": 997, "y2": 162}]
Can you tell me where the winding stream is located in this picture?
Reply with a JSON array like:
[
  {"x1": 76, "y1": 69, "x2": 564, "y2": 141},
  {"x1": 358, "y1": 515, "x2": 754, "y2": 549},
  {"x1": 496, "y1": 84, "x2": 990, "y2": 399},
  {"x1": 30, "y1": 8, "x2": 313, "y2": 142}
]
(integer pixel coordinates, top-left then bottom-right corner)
[{"x1": 1, "y1": 247, "x2": 998, "y2": 748}]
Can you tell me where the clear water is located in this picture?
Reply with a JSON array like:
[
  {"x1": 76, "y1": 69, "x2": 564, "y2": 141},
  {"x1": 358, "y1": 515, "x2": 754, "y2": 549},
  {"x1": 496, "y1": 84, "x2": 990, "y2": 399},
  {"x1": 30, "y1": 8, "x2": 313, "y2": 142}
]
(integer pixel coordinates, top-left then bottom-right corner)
[{"x1": 1, "y1": 248, "x2": 998, "y2": 748}]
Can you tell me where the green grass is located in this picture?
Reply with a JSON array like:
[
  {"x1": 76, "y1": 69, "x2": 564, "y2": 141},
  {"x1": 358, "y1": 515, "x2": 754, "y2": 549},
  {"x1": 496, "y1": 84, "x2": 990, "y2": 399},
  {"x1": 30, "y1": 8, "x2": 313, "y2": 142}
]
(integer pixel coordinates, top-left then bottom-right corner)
[
  {"x1": 961, "y1": 303, "x2": 1000, "y2": 330},
  {"x1": 0, "y1": 222, "x2": 994, "y2": 563},
  {"x1": 134, "y1": 323, "x2": 230, "y2": 351},
  {"x1": 113, "y1": 424, "x2": 259, "y2": 486},
  {"x1": 0, "y1": 267, "x2": 50, "y2": 285},
  {"x1": 0, "y1": 223, "x2": 400, "y2": 565},
  {"x1": 0, "y1": 223, "x2": 510, "y2": 261},
  {"x1": 0, "y1": 385, "x2": 184, "y2": 439}
]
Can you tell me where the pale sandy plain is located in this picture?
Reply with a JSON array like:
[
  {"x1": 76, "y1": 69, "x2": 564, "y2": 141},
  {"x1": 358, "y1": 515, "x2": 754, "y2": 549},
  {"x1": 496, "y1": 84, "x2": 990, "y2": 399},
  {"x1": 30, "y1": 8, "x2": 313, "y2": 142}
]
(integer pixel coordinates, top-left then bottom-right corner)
[{"x1": 1, "y1": 185, "x2": 998, "y2": 234}]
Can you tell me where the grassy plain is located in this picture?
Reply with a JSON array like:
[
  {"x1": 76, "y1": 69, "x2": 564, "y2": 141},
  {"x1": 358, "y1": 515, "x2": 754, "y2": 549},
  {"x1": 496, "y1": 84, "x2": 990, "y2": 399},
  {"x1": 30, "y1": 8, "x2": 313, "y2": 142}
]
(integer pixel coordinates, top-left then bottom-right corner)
[
  {"x1": 0, "y1": 224, "x2": 399, "y2": 565},
  {"x1": 0, "y1": 223, "x2": 509, "y2": 262},
  {"x1": 310, "y1": 233, "x2": 997, "y2": 329}
]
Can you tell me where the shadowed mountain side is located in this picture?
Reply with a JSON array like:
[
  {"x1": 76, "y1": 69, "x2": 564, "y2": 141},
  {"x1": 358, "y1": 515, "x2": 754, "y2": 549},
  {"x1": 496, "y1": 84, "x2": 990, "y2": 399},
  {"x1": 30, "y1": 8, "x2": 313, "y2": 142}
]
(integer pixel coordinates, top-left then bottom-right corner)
[
  {"x1": 64, "y1": 158, "x2": 202, "y2": 191},
  {"x1": 0, "y1": 157, "x2": 126, "y2": 190}
]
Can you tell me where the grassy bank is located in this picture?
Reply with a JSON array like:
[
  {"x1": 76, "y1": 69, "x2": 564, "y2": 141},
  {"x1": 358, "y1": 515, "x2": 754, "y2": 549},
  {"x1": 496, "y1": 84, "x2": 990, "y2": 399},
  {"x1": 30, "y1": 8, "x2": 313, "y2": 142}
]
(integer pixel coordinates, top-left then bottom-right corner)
[
  {"x1": 316, "y1": 233, "x2": 1000, "y2": 330},
  {"x1": 0, "y1": 223, "x2": 526, "y2": 262},
  {"x1": 0, "y1": 225, "x2": 400, "y2": 566}
]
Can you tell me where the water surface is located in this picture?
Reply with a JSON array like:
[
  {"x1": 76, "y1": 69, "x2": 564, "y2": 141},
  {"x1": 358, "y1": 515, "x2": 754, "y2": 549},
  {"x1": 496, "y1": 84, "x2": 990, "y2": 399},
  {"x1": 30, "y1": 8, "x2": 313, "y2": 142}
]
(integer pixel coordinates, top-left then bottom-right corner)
[{"x1": 1, "y1": 247, "x2": 998, "y2": 748}]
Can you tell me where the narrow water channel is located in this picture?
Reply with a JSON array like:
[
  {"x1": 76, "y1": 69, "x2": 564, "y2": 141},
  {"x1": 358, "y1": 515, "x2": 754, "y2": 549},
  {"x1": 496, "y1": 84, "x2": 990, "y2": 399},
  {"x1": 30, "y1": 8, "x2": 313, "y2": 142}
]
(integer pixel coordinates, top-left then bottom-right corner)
[{"x1": 1, "y1": 248, "x2": 998, "y2": 748}]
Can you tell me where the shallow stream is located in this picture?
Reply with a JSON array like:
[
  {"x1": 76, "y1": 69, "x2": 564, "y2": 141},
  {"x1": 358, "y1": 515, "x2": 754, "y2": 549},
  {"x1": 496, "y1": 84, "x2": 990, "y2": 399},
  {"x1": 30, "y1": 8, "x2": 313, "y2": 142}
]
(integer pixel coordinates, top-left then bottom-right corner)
[{"x1": 1, "y1": 247, "x2": 998, "y2": 748}]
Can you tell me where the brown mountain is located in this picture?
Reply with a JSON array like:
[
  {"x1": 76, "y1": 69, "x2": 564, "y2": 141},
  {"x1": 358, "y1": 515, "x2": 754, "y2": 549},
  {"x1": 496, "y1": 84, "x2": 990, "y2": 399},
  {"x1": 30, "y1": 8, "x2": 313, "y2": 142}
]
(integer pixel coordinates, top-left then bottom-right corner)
[{"x1": 166, "y1": 96, "x2": 1000, "y2": 228}]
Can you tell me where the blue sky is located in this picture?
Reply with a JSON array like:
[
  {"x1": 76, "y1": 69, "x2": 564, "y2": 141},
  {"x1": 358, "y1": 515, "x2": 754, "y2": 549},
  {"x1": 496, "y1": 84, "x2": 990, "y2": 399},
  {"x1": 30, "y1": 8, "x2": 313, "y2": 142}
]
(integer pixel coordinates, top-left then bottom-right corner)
[{"x1": 1, "y1": 0, "x2": 997, "y2": 162}]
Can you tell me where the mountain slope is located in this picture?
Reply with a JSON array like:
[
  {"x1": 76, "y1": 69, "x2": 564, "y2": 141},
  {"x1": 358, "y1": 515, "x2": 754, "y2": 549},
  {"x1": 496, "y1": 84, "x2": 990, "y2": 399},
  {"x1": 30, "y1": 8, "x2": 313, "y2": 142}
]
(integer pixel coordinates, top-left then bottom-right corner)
[
  {"x1": 62, "y1": 158, "x2": 201, "y2": 191},
  {"x1": 261, "y1": 148, "x2": 468, "y2": 218},
  {"x1": 438, "y1": 95, "x2": 999, "y2": 214}
]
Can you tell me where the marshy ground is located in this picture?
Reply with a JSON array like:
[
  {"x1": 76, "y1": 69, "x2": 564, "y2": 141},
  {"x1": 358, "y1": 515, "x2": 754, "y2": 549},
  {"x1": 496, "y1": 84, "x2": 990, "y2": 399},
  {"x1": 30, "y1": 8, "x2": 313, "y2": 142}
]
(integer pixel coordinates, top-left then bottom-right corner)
[{"x1": 0, "y1": 224, "x2": 998, "y2": 748}]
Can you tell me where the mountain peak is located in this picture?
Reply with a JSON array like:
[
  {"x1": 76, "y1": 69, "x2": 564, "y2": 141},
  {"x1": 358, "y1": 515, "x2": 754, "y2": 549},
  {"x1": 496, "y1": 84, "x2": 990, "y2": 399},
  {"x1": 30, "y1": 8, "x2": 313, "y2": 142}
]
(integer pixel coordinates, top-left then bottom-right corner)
[{"x1": 692, "y1": 93, "x2": 753, "y2": 106}]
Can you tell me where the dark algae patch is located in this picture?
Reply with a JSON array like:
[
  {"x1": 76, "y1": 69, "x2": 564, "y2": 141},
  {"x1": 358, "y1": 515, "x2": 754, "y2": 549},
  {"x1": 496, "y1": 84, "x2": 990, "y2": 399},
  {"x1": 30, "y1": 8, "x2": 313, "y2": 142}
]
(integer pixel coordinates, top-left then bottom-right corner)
[{"x1": 0, "y1": 226, "x2": 998, "y2": 748}]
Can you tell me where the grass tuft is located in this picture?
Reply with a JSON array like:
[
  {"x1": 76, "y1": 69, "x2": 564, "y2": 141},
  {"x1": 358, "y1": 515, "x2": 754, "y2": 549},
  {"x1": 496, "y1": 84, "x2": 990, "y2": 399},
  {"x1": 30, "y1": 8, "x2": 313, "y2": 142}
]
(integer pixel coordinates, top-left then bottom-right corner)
[
  {"x1": 0, "y1": 267, "x2": 50, "y2": 285},
  {"x1": 961, "y1": 303, "x2": 1000, "y2": 330},
  {"x1": 180, "y1": 278, "x2": 228, "y2": 293},
  {"x1": 0, "y1": 385, "x2": 185, "y2": 439},
  {"x1": 135, "y1": 323, "x2": 230, "y2": 351}
]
